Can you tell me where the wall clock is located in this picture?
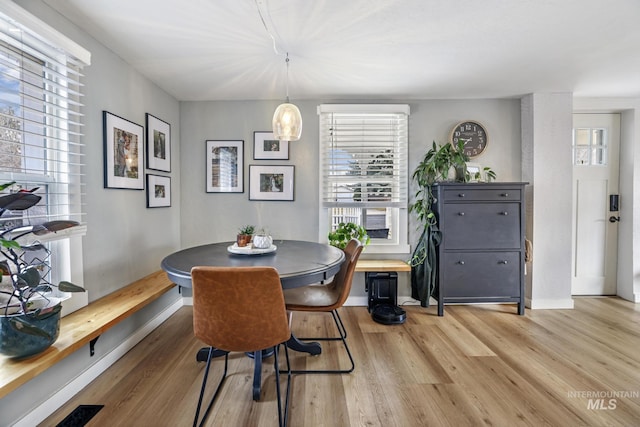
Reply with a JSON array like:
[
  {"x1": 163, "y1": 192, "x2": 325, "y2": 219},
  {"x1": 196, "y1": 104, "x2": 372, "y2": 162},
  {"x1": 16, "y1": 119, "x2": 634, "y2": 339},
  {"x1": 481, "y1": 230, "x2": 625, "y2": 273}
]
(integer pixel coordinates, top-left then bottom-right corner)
[{"x1": 450, "y1": 120, "x2": 488, "y2": 158}]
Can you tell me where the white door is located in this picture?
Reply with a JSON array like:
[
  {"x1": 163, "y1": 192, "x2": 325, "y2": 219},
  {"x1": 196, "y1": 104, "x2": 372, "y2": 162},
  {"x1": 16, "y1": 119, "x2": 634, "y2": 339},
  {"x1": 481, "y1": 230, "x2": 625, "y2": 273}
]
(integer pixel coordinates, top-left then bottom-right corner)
[{"x1": 571, "y1": 113, "x2": 620, "y2": 295}]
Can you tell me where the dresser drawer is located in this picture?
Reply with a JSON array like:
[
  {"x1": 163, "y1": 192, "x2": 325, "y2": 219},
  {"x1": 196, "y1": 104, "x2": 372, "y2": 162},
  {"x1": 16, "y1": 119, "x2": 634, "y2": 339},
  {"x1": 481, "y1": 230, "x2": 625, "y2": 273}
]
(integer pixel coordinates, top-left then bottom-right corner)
[
  {"x1": 441, "y1": 252, "x2": 521, "y2": 298},
  {"x1": 442, "y1": 203, "x2": 521, "y2": 250},
  {"x1": 443, "y1": 188, "x2": 521, "y2": 202}
]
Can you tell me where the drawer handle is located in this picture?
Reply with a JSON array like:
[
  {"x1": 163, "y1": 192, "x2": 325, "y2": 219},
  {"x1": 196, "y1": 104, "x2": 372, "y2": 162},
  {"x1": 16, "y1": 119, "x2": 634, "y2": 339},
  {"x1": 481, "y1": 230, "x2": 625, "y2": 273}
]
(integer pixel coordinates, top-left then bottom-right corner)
[
  {"x1": 499, "y1": 260, "x2": 509, "y2": 264},
  {"x1": 458, "y1": 212, "x2": 465, "y2": 216},
  {"x1": 501, "y1": 193, "x2": 509, "y2": 197},
  {"x1": 500, "y1": 211, "x2": 509, "y2": 216},
  {"x1": 458, "y1": 193, "x2": 465, "y2": 198},
  {"x1": 457, "y1": 261, "x2": 465, "y2": 265}
]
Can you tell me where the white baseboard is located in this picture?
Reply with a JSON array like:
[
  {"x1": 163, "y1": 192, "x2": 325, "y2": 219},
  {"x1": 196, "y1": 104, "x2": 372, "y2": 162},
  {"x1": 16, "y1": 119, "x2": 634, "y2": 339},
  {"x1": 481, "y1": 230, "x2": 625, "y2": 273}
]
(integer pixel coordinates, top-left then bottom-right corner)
[
  {"x1": 526, "y1": 297, "x2": 575, "y2": 310},
  {"x1": 15, "y1": 298, "x2": 184, "y2": 427}
]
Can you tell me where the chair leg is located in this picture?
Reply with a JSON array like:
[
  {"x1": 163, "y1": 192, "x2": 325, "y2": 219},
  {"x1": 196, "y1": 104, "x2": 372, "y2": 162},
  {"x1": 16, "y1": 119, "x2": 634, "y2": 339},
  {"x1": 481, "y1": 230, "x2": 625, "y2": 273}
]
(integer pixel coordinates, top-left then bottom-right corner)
[
  {"x1": 252, "y1": 349, "x2": 263, "y2": 401},
  {"x1": 274, "y1": 344, "x2": 292, "y2": 427},
  {"x1": 193, "y1": 347, "x2": 229, "y2": 427},
  {"x1": 286, "y1": 309, "x2": 355, "y2": 374}
]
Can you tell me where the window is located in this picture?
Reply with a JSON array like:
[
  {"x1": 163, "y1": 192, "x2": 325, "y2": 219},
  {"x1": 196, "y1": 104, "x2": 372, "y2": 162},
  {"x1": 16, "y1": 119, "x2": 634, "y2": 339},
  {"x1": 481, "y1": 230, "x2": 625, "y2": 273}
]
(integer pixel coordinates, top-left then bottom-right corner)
[
  {"x1": 573, "y1": 127, "x2": 607, "y2": 166},
  {"x1": 0, "y1": 3, "x2": 90, "y2": 312},
  {"x1": 318, "y1": 104, "x2": 410, "y2": 254}
]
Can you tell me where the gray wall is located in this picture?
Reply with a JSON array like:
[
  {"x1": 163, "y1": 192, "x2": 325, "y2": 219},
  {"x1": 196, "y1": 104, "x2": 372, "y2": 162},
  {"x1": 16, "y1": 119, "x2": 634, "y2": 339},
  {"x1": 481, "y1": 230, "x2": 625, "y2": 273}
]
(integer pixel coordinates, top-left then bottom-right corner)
[
  {"x1": 3, "y1": 1, "x2": 183, "y2": 425},
  {"x1": 179, "y1": 98, "x2": 522, "y2": 299}
]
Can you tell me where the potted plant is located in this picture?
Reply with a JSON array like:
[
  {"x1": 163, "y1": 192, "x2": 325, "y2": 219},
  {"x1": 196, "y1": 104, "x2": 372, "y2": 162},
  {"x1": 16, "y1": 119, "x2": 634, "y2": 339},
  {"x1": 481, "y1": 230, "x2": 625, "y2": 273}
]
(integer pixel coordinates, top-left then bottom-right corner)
[
  {"x1": 0, "y1": 182, "x2": 85, "y2": 358},
  {"x1": 408, "y1": 142, "x2": 497, "y2": 307},
  {"x1": 236, "y1": 225, "x2": 255, "y2": 247},
  {"x1": 328, "y1": 222, "x2": 370, "y2": 250}
]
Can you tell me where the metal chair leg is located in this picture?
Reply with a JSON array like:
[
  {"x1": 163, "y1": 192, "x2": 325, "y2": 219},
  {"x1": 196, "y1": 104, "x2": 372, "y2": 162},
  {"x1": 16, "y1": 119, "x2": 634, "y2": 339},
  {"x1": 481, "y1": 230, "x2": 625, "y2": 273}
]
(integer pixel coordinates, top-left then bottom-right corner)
[
  {"x1": 252, "y1": 349, "x2": 263, "y2": 401},
  {"x1": 193, "y1": 347, "x2": 229, "y2": 427},
  {"x1": 284, "y1": 309, "x2": 355, "y2": 374},
  {"x1": 274, "y1": 344, "x2": 292, "y2": 427}
]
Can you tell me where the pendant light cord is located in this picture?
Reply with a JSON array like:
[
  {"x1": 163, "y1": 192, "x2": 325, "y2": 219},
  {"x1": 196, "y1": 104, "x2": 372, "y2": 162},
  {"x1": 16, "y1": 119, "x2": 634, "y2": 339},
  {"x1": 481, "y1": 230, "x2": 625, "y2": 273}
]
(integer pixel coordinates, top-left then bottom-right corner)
[
  {"x1": 255, "y1": 0, "x2": 297, "y2": 108},
  {"x1": 255, "y1": 0, "x2": 283, "y2": 56},
  {"x1": 285, "y1": 53, "x2": 290, "y2": 102}
]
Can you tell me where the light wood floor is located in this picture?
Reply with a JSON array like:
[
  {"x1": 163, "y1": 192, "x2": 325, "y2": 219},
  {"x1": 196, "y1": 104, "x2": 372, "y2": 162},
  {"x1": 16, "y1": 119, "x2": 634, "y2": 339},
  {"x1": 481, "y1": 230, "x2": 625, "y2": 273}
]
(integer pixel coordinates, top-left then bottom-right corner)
[{"x1": 41, "y1": 298, "x2": 640, "y2": 426}]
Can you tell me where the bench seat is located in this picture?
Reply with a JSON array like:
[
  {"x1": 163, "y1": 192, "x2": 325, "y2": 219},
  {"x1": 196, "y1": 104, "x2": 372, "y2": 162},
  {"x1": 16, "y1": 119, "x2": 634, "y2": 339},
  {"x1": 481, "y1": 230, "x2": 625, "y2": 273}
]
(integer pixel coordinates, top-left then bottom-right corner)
[{"x1": 0, "y1": 270, "x2": 175, "y2": 398}]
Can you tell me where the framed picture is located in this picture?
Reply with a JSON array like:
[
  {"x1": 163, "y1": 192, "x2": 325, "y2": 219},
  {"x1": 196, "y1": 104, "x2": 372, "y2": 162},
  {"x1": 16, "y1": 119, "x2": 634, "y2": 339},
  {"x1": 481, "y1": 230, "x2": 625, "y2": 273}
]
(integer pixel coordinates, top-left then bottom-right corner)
[
  {"x1": 249, "y1": 165, "x2": 294, "y2": 201},
  {"x1": 466, "y1": 162, "x2": 482, "y2": 182},
  {"x1": 253, "y1": 131, "x2": 289, "y2": 160},
  {"x1": 103, "y1": 111, "x2": 144, "y2": 190},
  {"x1": 146, "y1": 114, "x2": 171, "y2": 172},
  {"x1": 206, "y1": 140, "x2": 244, "y2": 193},
  {"x1": 146, "y1": 174, "x2": 171, "y2": 208}
]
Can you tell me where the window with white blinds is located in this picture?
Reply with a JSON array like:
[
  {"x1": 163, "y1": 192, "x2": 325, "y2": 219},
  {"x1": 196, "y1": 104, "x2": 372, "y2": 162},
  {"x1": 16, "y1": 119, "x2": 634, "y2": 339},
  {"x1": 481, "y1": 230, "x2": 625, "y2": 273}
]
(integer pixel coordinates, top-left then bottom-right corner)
[
  {"x1": 319, "y1": 104, "x2": 409, "y2": 208},
  {"x1": 0, "y1": 4, "x2": 89, "y2": 230},
  {"x1": 318, "y1": 104, "x2": 410, "y2": 253}
]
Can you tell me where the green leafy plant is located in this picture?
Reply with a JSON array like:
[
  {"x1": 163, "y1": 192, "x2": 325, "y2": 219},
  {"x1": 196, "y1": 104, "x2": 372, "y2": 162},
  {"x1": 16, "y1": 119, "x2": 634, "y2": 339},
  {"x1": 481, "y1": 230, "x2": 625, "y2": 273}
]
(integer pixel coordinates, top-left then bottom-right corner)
[
  {"x1": 484, "y1": 167, "x2": 497, "y2": 182},
  {"x1": 238, "y1": 225, "x2": 255, "y2": 235},
  {"x1": 0, "y1": 182, "x2": 85, "y2": 316},
  {"x1": 409, "y1": 140, "x2": 469, "y2": 226},
  {"x1": 328, "y1": 222, "x2": 370, "y2": 250}
]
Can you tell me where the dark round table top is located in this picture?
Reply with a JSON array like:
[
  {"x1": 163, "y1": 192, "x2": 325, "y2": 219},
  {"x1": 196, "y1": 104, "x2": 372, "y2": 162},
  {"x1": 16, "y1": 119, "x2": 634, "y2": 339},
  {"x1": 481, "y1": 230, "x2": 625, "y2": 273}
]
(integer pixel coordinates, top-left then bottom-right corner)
[{"x1": 161, "y1": 240, "x2": 345, "y2": 289}]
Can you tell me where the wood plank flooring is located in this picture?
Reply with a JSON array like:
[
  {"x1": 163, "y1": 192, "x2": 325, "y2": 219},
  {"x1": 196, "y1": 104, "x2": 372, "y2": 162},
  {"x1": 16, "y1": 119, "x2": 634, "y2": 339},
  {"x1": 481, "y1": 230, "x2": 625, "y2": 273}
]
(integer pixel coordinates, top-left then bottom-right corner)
[{"x1": 41, "y1": 298, "x2": 640, "y2": 426}]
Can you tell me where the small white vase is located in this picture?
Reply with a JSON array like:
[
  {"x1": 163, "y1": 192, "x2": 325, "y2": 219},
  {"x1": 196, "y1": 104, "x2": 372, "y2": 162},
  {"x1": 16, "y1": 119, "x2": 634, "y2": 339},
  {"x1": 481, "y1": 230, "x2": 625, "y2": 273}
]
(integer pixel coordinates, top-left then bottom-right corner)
[{"x1": 253, "y1": 234, "x2": 273, "y2": 249}]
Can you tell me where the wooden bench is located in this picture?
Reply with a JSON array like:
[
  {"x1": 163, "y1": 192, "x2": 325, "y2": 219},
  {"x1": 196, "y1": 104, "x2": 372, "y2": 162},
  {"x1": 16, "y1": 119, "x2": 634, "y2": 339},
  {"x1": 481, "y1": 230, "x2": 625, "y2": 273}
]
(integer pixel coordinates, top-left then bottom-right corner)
[
  {"x1": 0, "y1": 270, "x2": 176, "y2": 399},
  {"x1": 355, "y1": 259, "x2": 411, "y2": 273}
]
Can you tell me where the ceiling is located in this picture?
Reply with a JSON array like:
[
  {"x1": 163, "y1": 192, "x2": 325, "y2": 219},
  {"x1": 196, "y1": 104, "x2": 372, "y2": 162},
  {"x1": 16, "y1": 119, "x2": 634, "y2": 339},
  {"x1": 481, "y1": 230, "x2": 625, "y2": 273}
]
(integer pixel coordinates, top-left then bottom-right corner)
[{"x1": 42, "y1": 0, "x2": 640, "y2": 101}]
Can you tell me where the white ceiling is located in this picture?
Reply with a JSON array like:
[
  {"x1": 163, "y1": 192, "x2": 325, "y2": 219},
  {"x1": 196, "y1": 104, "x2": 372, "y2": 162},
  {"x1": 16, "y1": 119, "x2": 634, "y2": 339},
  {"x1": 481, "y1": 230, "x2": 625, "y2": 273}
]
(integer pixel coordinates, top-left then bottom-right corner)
[{"x1": 43, "y1": 0, "x2": 640, "y2": 101}]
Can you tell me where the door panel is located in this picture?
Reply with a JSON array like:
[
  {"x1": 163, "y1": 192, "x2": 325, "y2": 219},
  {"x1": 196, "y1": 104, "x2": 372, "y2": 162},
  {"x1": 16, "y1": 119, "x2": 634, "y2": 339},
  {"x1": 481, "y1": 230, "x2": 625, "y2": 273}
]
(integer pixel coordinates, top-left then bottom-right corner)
[{"x1": 572, "y1": 114, "x2": 620, "y2": 295}]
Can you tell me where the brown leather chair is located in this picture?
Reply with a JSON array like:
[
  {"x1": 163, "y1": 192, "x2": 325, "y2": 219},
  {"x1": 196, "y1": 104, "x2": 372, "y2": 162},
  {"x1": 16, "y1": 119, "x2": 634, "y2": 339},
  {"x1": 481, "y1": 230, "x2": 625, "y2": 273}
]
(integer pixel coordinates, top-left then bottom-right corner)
[
  {"x1": 191, "y1": 266, "x2": 292, "y2": 427},
  {"x1": 283, "y1": 238, "x2": 363, "y2": 374}
]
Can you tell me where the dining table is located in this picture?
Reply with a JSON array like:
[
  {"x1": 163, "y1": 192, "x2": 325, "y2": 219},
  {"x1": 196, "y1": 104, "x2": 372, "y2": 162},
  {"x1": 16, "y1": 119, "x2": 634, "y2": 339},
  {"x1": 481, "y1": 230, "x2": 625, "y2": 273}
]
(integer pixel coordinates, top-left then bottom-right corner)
[{"x1": 161, "y1": 239, "x2": 345, "y2": 399}]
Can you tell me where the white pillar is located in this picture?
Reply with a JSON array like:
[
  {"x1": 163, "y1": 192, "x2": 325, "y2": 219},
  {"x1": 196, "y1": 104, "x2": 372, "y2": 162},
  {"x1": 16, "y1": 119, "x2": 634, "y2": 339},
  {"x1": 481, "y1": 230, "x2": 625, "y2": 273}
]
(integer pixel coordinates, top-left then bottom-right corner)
[{"x1": 521, "y1": 93, "x2": 575, "y2": 309}]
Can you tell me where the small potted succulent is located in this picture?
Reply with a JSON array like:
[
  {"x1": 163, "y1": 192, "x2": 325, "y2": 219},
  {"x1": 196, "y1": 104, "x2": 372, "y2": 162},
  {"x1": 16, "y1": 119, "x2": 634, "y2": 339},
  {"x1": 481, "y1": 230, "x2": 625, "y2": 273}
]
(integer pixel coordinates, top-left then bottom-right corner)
[
  {"x1": 236, "y1": 225, "x2": 255, "y2": 247},
  {"x1": 0, "y1": 181, "x2": 85, "y2": 358}
]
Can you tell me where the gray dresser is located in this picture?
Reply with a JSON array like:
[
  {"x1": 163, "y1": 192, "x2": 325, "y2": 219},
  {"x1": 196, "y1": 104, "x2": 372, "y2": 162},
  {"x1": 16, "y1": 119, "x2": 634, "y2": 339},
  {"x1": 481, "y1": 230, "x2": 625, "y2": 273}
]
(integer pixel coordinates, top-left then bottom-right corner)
[{"x1": 431, "y1": 182, "x2": 527, "y2": 316}]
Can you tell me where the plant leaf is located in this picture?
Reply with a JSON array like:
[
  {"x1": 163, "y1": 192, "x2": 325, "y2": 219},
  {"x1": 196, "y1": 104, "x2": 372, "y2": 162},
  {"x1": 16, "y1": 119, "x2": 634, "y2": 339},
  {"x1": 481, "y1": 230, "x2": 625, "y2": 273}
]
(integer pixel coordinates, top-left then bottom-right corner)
[
  {"x1": 33, "y1": 220, "x2": 80, "y2": 235},
  {"x1": 58, "y1": 281, "x2": 86, "y2": 293},
  {"x1": 0, "y1": 192, "x2": 42, "y2": 211},
  {"x1": 0, "y1": 181, "x2": 16, "y2": 191},
  {"x1": 17, "y1": 266, "x2": 41, "y2": 288},
  {"x1": 9, "y1": 317, "x2": 52, "y2": 339}
]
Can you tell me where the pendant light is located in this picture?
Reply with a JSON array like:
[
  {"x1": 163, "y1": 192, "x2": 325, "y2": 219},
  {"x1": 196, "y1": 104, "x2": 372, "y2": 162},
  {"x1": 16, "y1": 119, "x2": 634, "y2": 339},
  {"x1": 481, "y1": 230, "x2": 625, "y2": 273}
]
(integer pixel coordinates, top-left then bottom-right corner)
[{"x1": 272, "y1": 53, "x2": 302, "y2": 141}]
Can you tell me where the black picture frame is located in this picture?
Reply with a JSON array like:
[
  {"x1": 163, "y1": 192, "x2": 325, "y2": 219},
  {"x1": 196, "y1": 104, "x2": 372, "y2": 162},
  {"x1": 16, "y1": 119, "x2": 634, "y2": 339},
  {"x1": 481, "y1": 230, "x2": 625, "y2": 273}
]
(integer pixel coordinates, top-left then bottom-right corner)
[
  {"x1": 249, "y1": 165, "x2": 294, "y2": 201},
  {"x1": 206, "y1": 140, "x2": 244, "y2": 193},
  {"x1": 146, "y1": 114, "x2": 171, "y2": 172},
  {"x1": 253, "y1": 131, "x2": 289, "y2": 160},
  {"x1": 146, "y1": 174, "x2": 171, "y2": 208},
  {"x1": 103, "y1": 111, "x2": 144, "y2": 190}
]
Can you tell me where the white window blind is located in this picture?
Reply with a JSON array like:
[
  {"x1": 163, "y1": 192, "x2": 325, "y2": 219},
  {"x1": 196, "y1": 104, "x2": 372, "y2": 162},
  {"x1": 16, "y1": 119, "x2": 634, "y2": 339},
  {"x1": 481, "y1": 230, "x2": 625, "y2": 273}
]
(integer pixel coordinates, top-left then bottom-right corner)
[
  {"x1": 319, "y1": 104, "x2": 409, "y2": 208},
  {"x1": 0, "y1": 5, "x2": 90, "y2": 229}
]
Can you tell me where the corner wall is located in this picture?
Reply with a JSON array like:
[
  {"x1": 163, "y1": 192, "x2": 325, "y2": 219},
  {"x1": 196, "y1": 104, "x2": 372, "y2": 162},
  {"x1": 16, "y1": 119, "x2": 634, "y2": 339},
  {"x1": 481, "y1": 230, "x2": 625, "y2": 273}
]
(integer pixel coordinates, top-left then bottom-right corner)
[{"x1": 521, "y1": 93, "x2": 574, "y2": 309}]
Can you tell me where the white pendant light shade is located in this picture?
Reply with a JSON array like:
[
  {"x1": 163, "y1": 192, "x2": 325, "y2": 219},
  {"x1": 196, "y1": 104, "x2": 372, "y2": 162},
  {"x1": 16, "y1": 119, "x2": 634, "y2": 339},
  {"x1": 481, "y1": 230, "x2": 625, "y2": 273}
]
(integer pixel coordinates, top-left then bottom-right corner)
[{"x1": 272, "y1": 102, "x2": 302, "y2": 141}]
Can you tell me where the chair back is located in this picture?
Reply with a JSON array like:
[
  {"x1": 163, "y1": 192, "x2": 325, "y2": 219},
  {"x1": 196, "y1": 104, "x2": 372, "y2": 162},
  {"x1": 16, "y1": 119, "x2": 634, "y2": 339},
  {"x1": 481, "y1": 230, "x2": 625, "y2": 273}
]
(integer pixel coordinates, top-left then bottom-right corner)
[
  {"x1": 191, "y1": 266, "x2": 290, "y2": 352},
  {"x1": 330, "y1": 238, "x2": 364, "y2": 309}
]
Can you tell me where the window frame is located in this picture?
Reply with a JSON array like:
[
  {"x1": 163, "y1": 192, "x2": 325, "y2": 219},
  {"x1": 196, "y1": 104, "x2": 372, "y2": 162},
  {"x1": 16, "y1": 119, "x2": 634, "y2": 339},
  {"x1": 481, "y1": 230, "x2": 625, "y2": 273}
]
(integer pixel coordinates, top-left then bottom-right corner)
[
  {"x1": 0, "y1": 2, "x2": 90, "y2": 315},
  {"x1": 318, "y1": 104, "x2": 410, "y2": 254}
]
